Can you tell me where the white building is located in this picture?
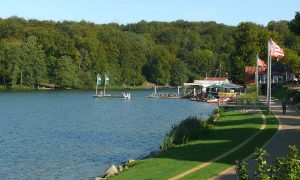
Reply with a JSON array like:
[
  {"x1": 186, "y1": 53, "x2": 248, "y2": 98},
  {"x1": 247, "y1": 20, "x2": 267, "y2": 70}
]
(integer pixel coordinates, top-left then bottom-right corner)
[{"x1": 184, "y1": 77, "x2": 229, "y2": 93}]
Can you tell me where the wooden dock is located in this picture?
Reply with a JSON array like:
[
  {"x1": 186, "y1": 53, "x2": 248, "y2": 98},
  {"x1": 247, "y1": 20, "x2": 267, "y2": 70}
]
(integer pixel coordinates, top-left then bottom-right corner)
[
  {"x1": 146, "y1": 94, "x2": 182, "y2": 99},
  {"x1": 93, "y1": 94, "x2": 125, "y2": 99}
]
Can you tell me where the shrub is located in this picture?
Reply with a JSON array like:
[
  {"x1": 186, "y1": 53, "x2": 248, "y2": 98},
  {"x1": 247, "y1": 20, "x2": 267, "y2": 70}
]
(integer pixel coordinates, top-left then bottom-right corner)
[
  {"x1": 163, "y1": 116, "x2": 213, "y2": 146},
  {"x1": 235, "y1": 160, "x2": 249, "y2": 180},
  {"x1": 207, "y1": 107, "x2": 222, "y2": 124},
  {"x1": 236, "y1": 146, "x2": 300, "y2": 179},
  {"x1": 173, "y1": 116, "x2": 201, "y2": 144},
  {"x1": 0, "y1": 85, "x2": 5, "y2": 91},
  {"x1": 237, "y1": 92, "x2": 257, "y2": 104},
  {"x1": 161, "y1": 132, "x2": 175, "y2": 150}
]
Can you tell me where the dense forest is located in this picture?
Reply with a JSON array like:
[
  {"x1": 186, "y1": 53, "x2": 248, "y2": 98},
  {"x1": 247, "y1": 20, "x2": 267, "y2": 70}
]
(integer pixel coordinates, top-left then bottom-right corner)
[{"x1": 0, "y1": 12, "x2": 300, "y2": 89}]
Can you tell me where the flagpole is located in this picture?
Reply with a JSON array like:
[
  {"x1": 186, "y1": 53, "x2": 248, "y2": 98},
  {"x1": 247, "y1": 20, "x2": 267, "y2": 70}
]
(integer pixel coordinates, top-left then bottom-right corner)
[
  {"x1": 104, "y1": 74, "x2": 106, "y2": 96},
  {"x1": 267, "y1": 40, "x2": 270, "y2": 111},
  {"x1": 256, "y1": 54, "x2": 259, "y2": 99},
  {"x1": 267, "y1": 39, "x2": 272, "y2": 112},
  {"x1": 269, "y1": 51, "x2": 272, "y2": 112}
]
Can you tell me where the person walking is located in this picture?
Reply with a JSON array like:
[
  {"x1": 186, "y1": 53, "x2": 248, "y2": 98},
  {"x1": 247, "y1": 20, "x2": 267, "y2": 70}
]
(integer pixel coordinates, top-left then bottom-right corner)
[{"x1": 282, "y1": 98, "x2": 287, "y2": 114}]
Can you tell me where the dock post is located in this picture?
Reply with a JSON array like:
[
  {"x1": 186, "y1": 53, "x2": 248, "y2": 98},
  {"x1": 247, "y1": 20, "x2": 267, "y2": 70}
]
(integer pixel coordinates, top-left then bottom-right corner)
[{"x1": 96, "y1": 85, "x2": 98, "y2": 95}]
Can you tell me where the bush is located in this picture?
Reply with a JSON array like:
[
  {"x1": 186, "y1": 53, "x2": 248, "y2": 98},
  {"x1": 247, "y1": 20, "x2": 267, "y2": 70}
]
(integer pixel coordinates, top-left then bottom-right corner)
[
  {"x1": 0, "y1": 85, "x2": 5, "y2": 91},
  {"x1": 161, "y1": 132, "x2": 175, "y2": 150},
  {"x1": 161, "y1": 109, "x2": 221, "y2": 150},
  {"x1": 207, "y1": 107, "x2": 222, "y2": 124},
  {"x1": 163, "y1": 116, "x2": 213, "y2": 146},
  {"x1": 236, "y1": 146, "x2": 300, "y2": 179},
  {"x1": 237, "y1": 92, "x2": 257, "y2": 104}
]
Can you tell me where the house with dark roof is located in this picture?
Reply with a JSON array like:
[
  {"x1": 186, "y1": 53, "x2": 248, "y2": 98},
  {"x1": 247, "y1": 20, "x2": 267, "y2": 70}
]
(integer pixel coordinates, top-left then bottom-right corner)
[{"x1": 245, "y1": 61, "x2": 294, "y2": 85}]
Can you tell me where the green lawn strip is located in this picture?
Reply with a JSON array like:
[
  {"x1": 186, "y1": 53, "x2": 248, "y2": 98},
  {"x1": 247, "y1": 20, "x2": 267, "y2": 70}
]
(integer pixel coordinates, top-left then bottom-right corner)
[
  {"x1": 181, "y1": 108, "x2": 278, "y2": 179},
  {"x1": 110, "y1": 110, "x2": 262, "y2": 180}
]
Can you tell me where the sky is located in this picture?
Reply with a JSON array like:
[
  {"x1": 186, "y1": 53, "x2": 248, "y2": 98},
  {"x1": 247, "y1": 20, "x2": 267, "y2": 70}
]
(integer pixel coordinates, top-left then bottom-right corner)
[{"x1": 0, "y1": 0, "x2": 299, "y2": 26}]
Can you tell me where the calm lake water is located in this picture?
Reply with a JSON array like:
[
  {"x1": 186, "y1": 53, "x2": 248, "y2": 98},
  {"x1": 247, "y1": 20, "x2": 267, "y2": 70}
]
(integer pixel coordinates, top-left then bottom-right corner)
[{"x1": 0, "y1": 90, "x2": 216, "y2": 179}]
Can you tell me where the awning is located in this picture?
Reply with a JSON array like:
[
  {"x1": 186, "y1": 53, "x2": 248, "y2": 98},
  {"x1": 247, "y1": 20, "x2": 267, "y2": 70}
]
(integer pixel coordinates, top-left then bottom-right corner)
[
  {"x1": 221, "y1": 84, "x2": 244, "y2": 89},
  {"x1": 207, "y1": 84, "x2": 224, "y2": 89}
]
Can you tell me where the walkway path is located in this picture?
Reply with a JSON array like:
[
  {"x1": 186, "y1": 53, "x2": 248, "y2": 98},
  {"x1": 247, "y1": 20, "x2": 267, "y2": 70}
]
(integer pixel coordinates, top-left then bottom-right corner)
[{"x1": 211, "y1": 97, "x2": 300, "y2": 179}]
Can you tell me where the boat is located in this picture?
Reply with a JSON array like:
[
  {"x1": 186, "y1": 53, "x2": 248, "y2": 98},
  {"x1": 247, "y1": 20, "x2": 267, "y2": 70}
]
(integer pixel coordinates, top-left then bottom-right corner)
[
  {"x1": 93, "y1": 94, "x2": 112, "y2": 98},
  {"x1": 206, "y1": 98, "x2": 230, "y2": 103},
  {"x1": 122, "y1": 92, "x2": 131, "y2": 99},
  {"x1": 206, "y1": 98, "x2": 218, "y2": 103}
]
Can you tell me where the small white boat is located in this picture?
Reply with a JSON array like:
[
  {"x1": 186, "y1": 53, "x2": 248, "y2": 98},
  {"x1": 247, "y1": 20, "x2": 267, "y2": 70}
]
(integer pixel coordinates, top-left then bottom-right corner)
[{"x1": 122, "y1": 92, "x2": 131, "y2": 99}]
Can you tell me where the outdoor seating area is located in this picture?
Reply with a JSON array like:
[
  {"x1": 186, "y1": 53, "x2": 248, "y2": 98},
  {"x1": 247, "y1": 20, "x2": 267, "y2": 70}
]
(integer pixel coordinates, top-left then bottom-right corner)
[{"x1": 183, "y1": 79, "x2": 244, "y2": 104}]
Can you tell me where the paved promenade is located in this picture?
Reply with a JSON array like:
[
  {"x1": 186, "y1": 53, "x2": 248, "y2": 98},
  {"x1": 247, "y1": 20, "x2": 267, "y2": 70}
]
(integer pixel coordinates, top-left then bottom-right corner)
[{"x1": 211, "y1": 97, "x2": 300, "y2": 179}]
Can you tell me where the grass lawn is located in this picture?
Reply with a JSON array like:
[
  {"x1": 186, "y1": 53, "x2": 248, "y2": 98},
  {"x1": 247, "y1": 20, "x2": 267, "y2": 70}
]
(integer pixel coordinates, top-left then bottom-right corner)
[
  {"x1": 110, "y1": 108, "x2": 278, "y2": 180},
  {"x1": 181, "y1": 108, "x2": 278, "y2": 179}
]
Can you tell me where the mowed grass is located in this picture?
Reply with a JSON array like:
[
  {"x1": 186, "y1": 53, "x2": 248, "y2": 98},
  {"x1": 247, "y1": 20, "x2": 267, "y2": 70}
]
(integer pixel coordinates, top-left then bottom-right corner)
[
  {"x1": 182, "y1": 108, "x2": 278, "y2": 179},
  {"x1": 110, "y1": 109, "x2": 274, "y2": 180}
]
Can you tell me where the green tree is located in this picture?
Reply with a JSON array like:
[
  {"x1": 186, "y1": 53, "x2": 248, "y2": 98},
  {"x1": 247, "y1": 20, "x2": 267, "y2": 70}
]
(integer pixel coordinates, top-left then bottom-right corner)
[
  {"x1": 185, "y1": 49, "x2": 216, "y2": 80},
  {"x1": 21, "y1": 36, "x2": 47, "y2": 86},
  {"x1": 0, "y1": 39, "x2": 23, "y2": 87},
  {"x1": 170, "y1": 60, "x2": 189, "y2": 86},
  {"x1": 283, "y1": 49, "x2": 300, "y2": 74},
  {"x1": 289, "y1": 12, "x2": 300, "y2": 35},
  {"x1": 231, "y1": 22, "x2": 271, "y2": 83},
  {"x1": 55, "y1": 56, "x2": 80, "y2": 88},
  {"x1": 146, "y1": 45, "x2": 172, "y2": 85}
]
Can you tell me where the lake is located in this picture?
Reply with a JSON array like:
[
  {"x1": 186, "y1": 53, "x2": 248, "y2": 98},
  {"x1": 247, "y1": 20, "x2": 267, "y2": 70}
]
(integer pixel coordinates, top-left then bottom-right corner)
[{"x1": 0, "y1": 90, "x2": 216, "y2": 179}]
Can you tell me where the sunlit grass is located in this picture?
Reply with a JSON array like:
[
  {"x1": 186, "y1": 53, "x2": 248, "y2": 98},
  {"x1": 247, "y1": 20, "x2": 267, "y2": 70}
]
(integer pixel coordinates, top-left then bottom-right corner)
[{"x1": 110, "y1": 109, "x2": 275, "y2": 180}]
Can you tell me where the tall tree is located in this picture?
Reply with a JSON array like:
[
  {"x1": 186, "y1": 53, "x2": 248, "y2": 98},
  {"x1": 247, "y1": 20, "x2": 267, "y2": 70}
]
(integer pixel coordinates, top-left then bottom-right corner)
[
  {"x1": 55, "y1": 56, "x2": 80, "y2": 88},
  {"x1": 21, "y1": 36, "x2": 47, "y2": 86},
  {"x1": 231, "y1": 22, "x2": 270, "y2": 83},
  {"x1": 170, "y1": 60, "x2": 189, "y2": 86},
  {"x1": 0, "y1": 39, "x2": 23, "y2": 86},
  {"x1": 289, "y1": 11, "x2": 300, "y2": 35}
]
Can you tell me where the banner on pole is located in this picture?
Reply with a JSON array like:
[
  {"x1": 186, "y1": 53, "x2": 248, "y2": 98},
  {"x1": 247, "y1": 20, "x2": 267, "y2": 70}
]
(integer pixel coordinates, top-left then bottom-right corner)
[
  {"x1": 96, "y1": 74, "x2": 102, "y2": 85},
  {"x1": 270, "y1": 40, "x2": 285, "y2": 60},
  {"x1": 105, "y1": 74, "x2": 110, "y2": 85},
  {"x1": 258, "y1": 59, "x2": 267, "y2": 68}
]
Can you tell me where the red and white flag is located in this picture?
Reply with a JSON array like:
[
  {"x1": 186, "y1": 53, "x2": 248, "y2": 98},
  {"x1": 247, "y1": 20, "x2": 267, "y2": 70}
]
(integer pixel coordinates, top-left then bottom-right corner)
[
  {"x1": 258, "y1": 59, "x2": 267, "y2": 67},
  {"x1": 269, "y1": 40, "x2": 284, "y2": 59}
]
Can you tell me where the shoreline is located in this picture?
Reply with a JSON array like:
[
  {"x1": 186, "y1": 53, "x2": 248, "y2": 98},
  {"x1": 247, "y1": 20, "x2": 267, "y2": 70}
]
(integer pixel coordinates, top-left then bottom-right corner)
[
  {"x1": 96, "y1": 110, "x2": 219, "y2": 179},
  {"x1": 0, "y1": 85, "x2": 177, "y2": 92},
  {"x1": 106, "y1": 106, "x2": 279, "y2": 179}
]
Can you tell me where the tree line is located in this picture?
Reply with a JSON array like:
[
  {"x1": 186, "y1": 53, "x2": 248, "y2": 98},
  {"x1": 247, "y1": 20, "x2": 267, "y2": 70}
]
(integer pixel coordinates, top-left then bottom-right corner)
[{"x1": 0, "y1": 12, "x2": 299, "y2": 89}]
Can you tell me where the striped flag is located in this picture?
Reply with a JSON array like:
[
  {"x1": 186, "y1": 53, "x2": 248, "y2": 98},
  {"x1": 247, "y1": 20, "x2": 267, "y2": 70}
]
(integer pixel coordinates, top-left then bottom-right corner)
[
  {"x1": 270, "y1": 40, "x2": 284, "y2": 59},
  {"x1": 258, "y1": 59, "x2": 267, "y2": 67}
]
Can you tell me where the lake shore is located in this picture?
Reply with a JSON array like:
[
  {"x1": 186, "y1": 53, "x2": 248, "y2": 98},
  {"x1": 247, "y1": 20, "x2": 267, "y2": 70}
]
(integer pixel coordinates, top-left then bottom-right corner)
[
  {"x1": 0, "y1": 84, "x2": 162, "y2": 92},
  {"x1": 108, "y1": 107, "x2": 278, "y2": 179}
]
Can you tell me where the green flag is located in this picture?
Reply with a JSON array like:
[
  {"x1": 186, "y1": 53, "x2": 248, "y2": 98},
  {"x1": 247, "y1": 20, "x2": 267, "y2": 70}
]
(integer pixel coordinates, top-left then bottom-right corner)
[
  {"x1": 105, "y1": 74, "x2": 109, "y2": 85},
  {"x1": 97, "y1": 74, "x2": 102, "y2": 85},
  {"x1": 97, "y1": 78, "x2": 102, "y2": 85}
]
